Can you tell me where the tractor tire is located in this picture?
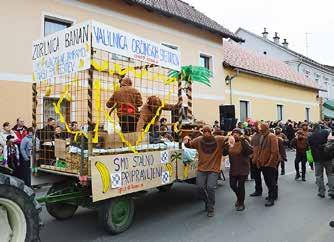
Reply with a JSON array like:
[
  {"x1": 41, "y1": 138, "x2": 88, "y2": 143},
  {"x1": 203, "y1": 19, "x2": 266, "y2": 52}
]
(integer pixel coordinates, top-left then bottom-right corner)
[
  {"x1": 98, "y1": 196, "x2": 135, "y2": 234},
  {"x1": 45, "y1": 181, "x2": 78, "y2": 220},
  {"x1": 0, "y1": 174, "x2": 42, "y2": 242}
]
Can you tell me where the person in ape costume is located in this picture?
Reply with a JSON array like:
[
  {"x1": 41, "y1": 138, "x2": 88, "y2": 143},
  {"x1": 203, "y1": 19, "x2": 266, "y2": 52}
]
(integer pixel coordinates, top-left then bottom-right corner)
[
  {"x1": 136, "y1": 96, "x2": 177, "y2": 142},
  {"x1": 106, "y1": 77, "x2": 143, "y2": 133}
]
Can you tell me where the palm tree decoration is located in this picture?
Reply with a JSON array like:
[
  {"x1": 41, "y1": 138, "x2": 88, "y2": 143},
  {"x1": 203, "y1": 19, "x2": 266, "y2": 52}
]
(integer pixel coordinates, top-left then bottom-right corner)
[
  {"x1": 169, "y1": 65, "x2": 212, "y2": 120},
  {"x1": 169, "y1": 65, "x2": 212, "y2": 149}
]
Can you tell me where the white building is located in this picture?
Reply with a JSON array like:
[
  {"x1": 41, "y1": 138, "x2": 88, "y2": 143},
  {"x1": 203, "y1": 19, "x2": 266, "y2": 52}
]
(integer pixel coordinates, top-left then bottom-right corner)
[{"x1": 235, "y1": 28, "x2": 334, "y2": 104}]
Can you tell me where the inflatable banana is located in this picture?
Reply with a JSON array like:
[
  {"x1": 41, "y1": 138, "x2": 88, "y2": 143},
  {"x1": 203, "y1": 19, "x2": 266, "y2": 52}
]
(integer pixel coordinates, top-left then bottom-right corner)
[{"x1": 95, "y1": 161, "x2": 111, "y2": 193}]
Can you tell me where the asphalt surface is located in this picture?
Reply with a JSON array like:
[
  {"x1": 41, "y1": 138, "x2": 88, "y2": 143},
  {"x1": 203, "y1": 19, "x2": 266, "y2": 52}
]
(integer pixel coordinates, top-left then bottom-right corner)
[{"x1": 39, "y1": 151, "x2": 334, "y2": 242}]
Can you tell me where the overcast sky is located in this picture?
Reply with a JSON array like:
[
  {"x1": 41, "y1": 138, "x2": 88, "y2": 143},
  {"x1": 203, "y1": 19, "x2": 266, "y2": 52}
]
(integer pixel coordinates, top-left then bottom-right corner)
[{"x1": 186, "y1": 0, "x2": 334, "y2": 65}]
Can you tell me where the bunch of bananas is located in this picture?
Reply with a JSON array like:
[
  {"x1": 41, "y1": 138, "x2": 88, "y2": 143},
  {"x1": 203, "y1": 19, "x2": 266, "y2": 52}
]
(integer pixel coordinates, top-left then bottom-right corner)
[{"x1": 95, "y1": 161, "x2": 111, "y2": 193}]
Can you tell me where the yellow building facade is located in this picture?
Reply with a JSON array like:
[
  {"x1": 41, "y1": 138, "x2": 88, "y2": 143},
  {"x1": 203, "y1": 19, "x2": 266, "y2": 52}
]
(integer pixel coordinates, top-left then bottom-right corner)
[
  {"x1": 224, "y1": 69, "x2": 320, "y2": 122},
  {"x1": 223, "y1": 42, "x2": 320, "y2": 123},
  {"x1": 0, "y1": 0, "x2": 244, "y2": 126}
]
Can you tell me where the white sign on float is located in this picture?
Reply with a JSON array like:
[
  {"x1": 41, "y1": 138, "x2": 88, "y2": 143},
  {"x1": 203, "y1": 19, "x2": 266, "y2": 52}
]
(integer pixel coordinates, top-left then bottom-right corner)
[
  {"x1": 32, "y1": 21, "x2": 91, "y2": 82},
  {"x1": 91, "y1": 21, "x2": 181, "y2": 71},
  {"x1": 32, "y1": 20, "x2": 182, "y2": 82}
]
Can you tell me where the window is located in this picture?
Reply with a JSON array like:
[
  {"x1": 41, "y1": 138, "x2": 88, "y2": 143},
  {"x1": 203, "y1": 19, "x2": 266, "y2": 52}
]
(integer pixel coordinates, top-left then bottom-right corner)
[
  {"x1": 263, "y1": 51, "x2": 267, "y2": 55},
  {"x1": 240, "y1": 101, "x2": 249, "y2": 122},
  {"x1": 161, "y1": 43, "x2": 178, "y2": 50},
  {"x1": 199, "y1": 54, "x2": 211, "y2": 70},
  {"x1": 44, "y1": 16, "x2": 72, "y2": 36},
  {"x1": 43, "y1": 97, "x2": 70, "y2": 127},
  {"x1": 277, "y1": 105, "x2": 283, "y2": 121},
  {"x1": 304, "y1": 69, "x2": 310, "y2": 79},
  {"x1": 305, "y1": 108, "x2": 310, "y2": 122},
  {"x1": 314, "y1": 73, "x2": 321, "y2": 82}
]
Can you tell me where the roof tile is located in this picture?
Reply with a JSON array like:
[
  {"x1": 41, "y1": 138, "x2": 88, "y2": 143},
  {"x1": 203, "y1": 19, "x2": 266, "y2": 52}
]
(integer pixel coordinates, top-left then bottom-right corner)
[
  {"x1": 125, "y1": 0, "x2": 243, "y2": 42},
  {"x1": 223, "y1": 41, "x2": 320, "y2": 90}
]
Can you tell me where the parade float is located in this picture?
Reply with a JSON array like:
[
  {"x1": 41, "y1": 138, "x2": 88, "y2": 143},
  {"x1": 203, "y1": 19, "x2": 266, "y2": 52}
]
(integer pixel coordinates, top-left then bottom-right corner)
[{"x1": 23, "y1": 20, "x2": 213, "y2": 234}]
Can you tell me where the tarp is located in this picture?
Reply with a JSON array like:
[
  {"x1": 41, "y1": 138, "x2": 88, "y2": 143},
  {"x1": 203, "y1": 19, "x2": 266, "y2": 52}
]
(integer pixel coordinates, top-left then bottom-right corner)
[
  {"x1": 323, "y1": 100, "x2": 334, "y2": 111},
  {"x1": 323, "y1": 108, "x2": 334, "y2": 118},
  {"x1": 323, "y1": 100, "x2": 334, "y2": 118}
]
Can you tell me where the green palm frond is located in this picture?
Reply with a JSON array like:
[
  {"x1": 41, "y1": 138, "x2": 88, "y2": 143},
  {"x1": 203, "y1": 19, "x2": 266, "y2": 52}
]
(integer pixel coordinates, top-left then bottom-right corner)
[{"x1": 168, "y1": 65, "x2": 212, "y2": 87}]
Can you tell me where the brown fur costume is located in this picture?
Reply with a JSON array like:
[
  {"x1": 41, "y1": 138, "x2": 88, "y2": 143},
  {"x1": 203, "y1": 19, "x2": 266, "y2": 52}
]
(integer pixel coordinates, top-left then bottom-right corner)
[
  {"x1": 106, "y1": 77, "x2": 143, "y2": 132},
  {"x1": 136, "y1": 95, "x2": 176, "y2": 132}
]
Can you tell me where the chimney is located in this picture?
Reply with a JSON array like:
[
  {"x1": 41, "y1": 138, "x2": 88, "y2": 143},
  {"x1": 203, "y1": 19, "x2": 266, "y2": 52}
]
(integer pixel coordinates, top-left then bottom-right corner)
[
  {"x1": 282, "y1": 38, "x2": 288, "y2": 48},
  {"x1": 273, "y1": 32, "x2": 280, "y2": 44},
  {"x1": 262, "y1": 27, "x2": 268, "y2": 39}
]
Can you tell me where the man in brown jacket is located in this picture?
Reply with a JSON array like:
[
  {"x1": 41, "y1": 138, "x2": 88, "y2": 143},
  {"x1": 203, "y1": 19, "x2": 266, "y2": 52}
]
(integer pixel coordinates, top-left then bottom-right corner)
[
  {"x1": 274, "y1": 127, "x2": 288, "y2": 175},
  {"x1": 183, "y1": 125, "x2": 229, "y2": 217},
  {"x1": 291, "y1": 129, "x2": 309, "y2": 181},
  {"x1": 250, "y1": 122, "x2": 263, "y2": 197},
  {"x1": 258, "y1": 123, "x2": 279, "y2": 207},
  {"x1": 106, "y1": 77, "x2": 143, "y2": 133}
]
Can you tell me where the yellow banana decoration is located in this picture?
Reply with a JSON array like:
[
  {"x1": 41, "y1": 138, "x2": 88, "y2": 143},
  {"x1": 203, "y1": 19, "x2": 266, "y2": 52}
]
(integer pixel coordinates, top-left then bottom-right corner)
[
  {"x1": 95, "y1": 161, "x2": 111, "y2": 193},
  {"x1": 183, "y1": 164, "x2": 189, "y2": 179},
  {"x1": 45, "y1": 86, "x2": 52, "y2": 96},
  {"x1": 79, "y1": 59, "x2": 85, "y2": 68},
  {"x1": 165, "y1": 163, "x2": 173, "y2": 177}
]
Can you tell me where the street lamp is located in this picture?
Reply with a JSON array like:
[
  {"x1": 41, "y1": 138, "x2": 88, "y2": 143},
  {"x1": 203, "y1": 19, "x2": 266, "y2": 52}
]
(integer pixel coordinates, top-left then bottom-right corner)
[{"x1": 225, "y1": 71, "x2": 238, "y2": 105}]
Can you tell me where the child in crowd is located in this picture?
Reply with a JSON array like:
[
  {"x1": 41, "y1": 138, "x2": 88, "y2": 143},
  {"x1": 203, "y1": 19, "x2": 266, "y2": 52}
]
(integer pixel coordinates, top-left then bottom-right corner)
[{"x1": 3, "y1": 135, "x2": 20, "y2": 177}]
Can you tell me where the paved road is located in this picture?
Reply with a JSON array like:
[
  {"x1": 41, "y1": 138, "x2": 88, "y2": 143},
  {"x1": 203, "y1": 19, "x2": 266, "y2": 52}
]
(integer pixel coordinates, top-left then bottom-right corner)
[{"x1": 39, "y1": 152, "x2": 334, "y2": 242}]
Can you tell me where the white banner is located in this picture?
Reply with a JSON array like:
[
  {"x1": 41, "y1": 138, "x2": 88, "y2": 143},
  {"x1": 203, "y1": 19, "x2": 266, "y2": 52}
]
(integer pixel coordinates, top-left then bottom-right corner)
[
  {"x1": 91, "y1": 21, "x2": 181, "y2": 71},
  {"x1": 32, "y1": 21, "x2": 91, "y2": 82},
  {"x1": 32, "y1": 20, "x2": 182, "y2": 82}
]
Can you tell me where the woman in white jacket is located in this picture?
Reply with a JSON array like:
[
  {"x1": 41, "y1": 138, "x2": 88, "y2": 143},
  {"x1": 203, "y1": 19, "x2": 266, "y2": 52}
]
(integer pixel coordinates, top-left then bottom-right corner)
[{"x1": 0, "y1": 122, "x2": 18, "y2": 147}]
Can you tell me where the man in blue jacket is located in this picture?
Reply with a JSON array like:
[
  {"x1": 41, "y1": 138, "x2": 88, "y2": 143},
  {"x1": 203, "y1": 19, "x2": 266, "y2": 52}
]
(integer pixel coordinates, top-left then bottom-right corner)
[{"x1": 20, "y1": 127, "x2": 39, "y2": 186}]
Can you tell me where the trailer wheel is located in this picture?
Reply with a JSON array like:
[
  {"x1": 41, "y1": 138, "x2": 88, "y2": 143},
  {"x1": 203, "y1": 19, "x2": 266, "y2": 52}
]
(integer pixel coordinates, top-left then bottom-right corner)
[
  {"x1": 157, "y1": 183, "x2": 173, "y2": 192},
  {"x1": 46, "y1": 181, "x2": 78, "y2": 220},
  {"x1": 0, "y1": 174, "x2": 41, "y2": 242},
  {"x1": 98, "y1": 196, "x2": 135, "y2": 234}
]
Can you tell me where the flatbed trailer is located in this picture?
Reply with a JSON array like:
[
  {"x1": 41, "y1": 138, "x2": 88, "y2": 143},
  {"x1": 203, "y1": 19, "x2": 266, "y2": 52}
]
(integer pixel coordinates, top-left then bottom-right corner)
[{"x1": 30, "y1": 20, "x2": 202, "y2": 235}]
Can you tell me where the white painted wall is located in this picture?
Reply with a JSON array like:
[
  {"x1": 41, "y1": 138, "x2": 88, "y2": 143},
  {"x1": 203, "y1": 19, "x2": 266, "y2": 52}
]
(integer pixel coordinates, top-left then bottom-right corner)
[{"x1": 236, "y1": 29, "x2": 334, "y2": 101}]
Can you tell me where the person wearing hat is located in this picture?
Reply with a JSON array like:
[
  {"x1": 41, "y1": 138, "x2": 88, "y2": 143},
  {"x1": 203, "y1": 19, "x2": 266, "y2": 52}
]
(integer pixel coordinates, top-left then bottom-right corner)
[
  {"x1": 291, "y1": 129, "x2": 309, "y2": 181},
  {"x1": 3, "y1": 135, "x2": 20, "y2": 178},
  {"x1": 227, "y1": 128, "x2": 253, "y2": 211},
  {"x1": 249, "y1": 121, "x2": 263, "y2": 197},
  {"x1": 213, "y1": 120, "x2": 220, "y2": 130},
  {"x1": 274, "y1": 127, "x2": 288, "y2": 175},
  {"x1": 258, "y1": 123, "x2": 280, "y2": 207},
  {"x1": 301, "y1": 122, "x2": 313, "y2": 170},
  {"x1": 183, "y1": 125, "x2": 230, "y2": 217},
  {"x1": 106, "y1": 76, "x2": 143, "y2": 133}
]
